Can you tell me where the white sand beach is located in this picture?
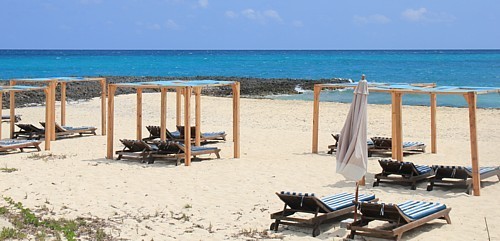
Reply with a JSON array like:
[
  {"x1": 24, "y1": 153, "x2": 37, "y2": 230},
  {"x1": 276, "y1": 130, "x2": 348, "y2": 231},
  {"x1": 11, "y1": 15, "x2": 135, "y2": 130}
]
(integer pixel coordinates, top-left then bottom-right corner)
[{"x1": 1, "y1": 93, "x2": 499, "y2": 240}]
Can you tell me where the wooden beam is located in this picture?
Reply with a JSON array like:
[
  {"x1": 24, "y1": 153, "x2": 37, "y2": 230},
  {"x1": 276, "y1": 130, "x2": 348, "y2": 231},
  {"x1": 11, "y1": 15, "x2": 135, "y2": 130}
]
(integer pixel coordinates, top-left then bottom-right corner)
[
  {"x1": 0, "y1": 93, "x2": 2, "y2": 139},
  {"x1": 60, "y1": 82, "x2": 67, "y2": 126},
  {"x1": 176, "y1": 89, "x2": 182, "y2": 126},
  {"x1": 184, "y1": 87, "x2": 192, "y2": 166},
  {"x1": 160, "y1": 88, "x2": 167, "y2": 141},
  {"x1": 312, "y1": 84, "x2": 321, "y2": 153},
  {"x1": 430, "y1": 93, "x2": 437, "y2": 153},
  {"x1": 194, "y1": 87, "x2": 201, "y2": 146},
  {"x1": 232, "y1": 82, "x2": 241, "y2": 158},
  {"x1": 396, "y1": 93, "x2": 404, "y2": 161},
  {"x1": 100, "y1": 78, "x2": 107, "y2": 135},
  {"x1": 44, "y1": 87, "x2": 51, "y2": 150},
  {"x1": 465, "y1": 92, "x2": 480, "y2": 196},
  {"x1": 106, "y1": 85, "x2": 116, "y2": 159},
  {"x1": 50, "y1": 81, "x2": 57, "y2": 141},
  {"x1": 391, "y1": 92, "x2": 397, "y2": 160},
  {"x1": 9, "y1": 80, "x2": 15, "y2": 139},
  {"x1": 136, "y1": 88, "x2": 143, "y2": 140}
]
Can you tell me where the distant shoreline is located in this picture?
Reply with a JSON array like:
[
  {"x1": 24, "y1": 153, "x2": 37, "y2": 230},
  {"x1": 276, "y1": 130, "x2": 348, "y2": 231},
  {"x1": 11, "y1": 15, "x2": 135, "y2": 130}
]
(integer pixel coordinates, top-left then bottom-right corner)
[{"x1": 1, "y1": 76, "x2": 349, "y2": 108}]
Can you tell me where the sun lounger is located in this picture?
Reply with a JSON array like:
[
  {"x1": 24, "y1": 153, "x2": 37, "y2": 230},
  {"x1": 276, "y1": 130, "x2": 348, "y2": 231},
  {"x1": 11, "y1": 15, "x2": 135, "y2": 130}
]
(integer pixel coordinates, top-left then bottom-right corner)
[
  {"x1": 176, "y1": 125, "x2": 226, "y2": 141},
  {"x1": 1, "y1": 114, "x2": 21, "y2": 123},
  {"x1": 348, "y1": 200, "x2": 451, "y2": 241},
  {"x1": 427, "y1": 165, "x2": 500, "y2": 194},
  {"x1": 327, "y1": 133, "x2": 375, "y2": 156},
  {"x1": 143, "y1": 125, "x2": 183, "y2": 142},
  {"x1": 373, "y1": 159, "x2": 433, "y2": 190},
  {"x1": 270, "y1": 191, "x2": 377, "y2": 237},
  {"x1": 116, "y1": 139, "x2": 158, "y2": 163},
  {"x1": 0, "y1": 139, "x2": 41, "y2": 153},
  {"x1": 40, "y1": 122, "x2": 97, "y2": 137},
  {"x1": 370, "y1": 136, "x2": 426, "y2": 155},
  {"x1": 169, "y1": 142, "x2": 221, "y2": 165},
  {"x1": 14, "y1": 124, "x2": 45, "y2": 139}
]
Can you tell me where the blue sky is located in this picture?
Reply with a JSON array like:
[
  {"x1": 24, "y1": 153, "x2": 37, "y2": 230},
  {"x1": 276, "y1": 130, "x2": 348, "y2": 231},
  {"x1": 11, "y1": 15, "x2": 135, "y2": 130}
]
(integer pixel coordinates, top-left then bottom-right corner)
[{"x1": 0, "y1": 0, "x2": 498, "y2": 49}]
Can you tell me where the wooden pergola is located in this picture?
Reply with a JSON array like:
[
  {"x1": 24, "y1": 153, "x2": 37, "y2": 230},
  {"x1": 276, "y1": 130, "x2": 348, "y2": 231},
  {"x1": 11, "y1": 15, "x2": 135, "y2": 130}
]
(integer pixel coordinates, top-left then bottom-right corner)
[
  {"x1": 106, "y1": 80, "x2": 240, "y2": 166},
  {"x1": 0, "y1": 85, "x2": 53, "y2": 150},
  {"x1": 312, "y1": 80, "x2": 500, "y2": 196},
  {"x1": 10, "y1": 77, "x2": 107, "y2": 140}
]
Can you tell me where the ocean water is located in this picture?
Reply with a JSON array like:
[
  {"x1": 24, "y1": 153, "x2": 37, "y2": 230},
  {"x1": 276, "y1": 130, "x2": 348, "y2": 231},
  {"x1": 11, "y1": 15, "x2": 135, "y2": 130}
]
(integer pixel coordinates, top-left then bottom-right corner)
[{"x1": 0, "y1": 50, "x2": 499, "y2": 107}]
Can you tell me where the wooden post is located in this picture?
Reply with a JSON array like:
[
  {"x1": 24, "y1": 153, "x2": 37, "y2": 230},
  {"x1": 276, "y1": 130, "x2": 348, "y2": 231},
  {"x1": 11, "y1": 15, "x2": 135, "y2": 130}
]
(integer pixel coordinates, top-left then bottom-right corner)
[
  {"x1": 0, "y1": 92, "x2": 2, "y2": 139},
  {"x1": 9, "y1": 80, "x2": 15, "y2": 139},
  {"x1": 160, "y1": 88, "x2": 167, "y2": 141},
  {"x1": 396, "y1": 93, "x2": 404, "y2": 161},
  {"x1": 232, "y1": 82, "x2": 240, "y2": 158},
  {"x1": 391, "y1": 92, "x2": 397, "y2": 160},
  {"x1": 49, "y1": 81, "x2": 57, "y2": 141},
  {"x1": 44, "y1": 87, "x2": 51, "y2": 150},
  {"x1": 106, "y1": 85, "x2": 116, "y2": 159},
  {"x1": 176, "y1": 89, "x2": 182, "y2": 126},
  {"x1": 184, "y1": 87, "x2": 192, "y2": 166},
  {"x1": 430, "y1": 93, "x2": 437, "y2": 153},
  {"x1": 136, "y1": 88, "x2": 143, "y2": 140},
  {"x1": 61, "y1": 82, "x2": 67, "y2": 126},
  {"x1": 194, "y1": 87, "x2": 201, "y2": 146},
  {"x1": 465, "y1": 92, "x2": 480, "y2": 196},
  {"x1": 312, "y1": 84, "x2": 321, "y2": 153},
  {"x1": 100, "y1": 78, "x2": 107, "y2": 135}
]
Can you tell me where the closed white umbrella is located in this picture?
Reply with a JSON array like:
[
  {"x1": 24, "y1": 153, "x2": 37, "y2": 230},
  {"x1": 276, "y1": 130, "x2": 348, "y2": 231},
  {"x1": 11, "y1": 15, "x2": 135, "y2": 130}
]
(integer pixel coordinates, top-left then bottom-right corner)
[{"x1": 336, "y1": 76, "x2": 369, "y2": 221}]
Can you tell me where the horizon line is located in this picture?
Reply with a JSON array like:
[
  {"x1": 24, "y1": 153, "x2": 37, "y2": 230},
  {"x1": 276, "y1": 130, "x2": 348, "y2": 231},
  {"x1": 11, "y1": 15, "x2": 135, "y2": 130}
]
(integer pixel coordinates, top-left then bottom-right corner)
[{"x1": 0, "y1": 48, "x2": 499, "y2": 51}]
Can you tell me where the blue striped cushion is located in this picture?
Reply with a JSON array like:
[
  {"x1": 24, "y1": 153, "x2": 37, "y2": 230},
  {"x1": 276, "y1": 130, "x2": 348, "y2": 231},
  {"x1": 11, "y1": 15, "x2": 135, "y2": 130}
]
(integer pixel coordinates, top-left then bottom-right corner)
[
  {"x1": 202, "y1": 132, "x2": 225, "y2": 137},
  {"x1": 415, "y1": 165, "x2": 432, "y2": 175},
  {"x1": 398, "y1": 201, "x2": 446, "y2": 220},
  {"x1": 403, "y1": 141, "x2": 425, "y2": 148},
  {"x1": 170, "y1": 131, "x2": 181, "y2": 138},
  {"x1": 464, "y1": 166, "x2": 498, "y2": 175},
  {"x1": 320, "y1": 192, "x2": 375, "y2": 211},
  {"x1": 191, "y1": 146, "x2": 218, "y2": 151}
]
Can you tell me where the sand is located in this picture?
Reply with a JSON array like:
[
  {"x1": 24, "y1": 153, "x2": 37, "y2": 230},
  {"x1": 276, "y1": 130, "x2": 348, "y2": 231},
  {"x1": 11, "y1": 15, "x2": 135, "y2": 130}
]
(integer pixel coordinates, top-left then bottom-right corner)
[{"x1": 1, "y1": 92, "x2": 499, "y2": 240}]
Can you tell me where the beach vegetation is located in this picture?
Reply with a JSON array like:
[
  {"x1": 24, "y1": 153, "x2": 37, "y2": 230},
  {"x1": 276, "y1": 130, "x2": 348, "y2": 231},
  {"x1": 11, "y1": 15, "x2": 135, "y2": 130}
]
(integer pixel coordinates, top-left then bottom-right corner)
[
  {"x1": 0, "y1": 197, "x2": 114, "y2": 240},
  {"x1": 0, "y1": 227, "x2": 26, "y2": 240},
  {"x1": 0, "y1": 167, "x2": 18, "y2": 173},
  {"x1": 28, "y1": 153, "x2": 67, "y2": 161}
]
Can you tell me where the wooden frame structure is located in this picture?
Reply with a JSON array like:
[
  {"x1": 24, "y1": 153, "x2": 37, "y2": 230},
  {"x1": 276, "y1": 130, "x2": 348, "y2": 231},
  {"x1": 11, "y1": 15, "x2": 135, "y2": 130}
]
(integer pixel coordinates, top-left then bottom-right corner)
[
  {"x1": 0, "y1": 85, "x2": 53, "y2": 150},
  {"x1": 312, "y1": 78, "x2": 500, "y2": 196},
  {"x1": 106, "y1": 80, "x2": 240, "y2": 166},
  {"x1": 11, "y1": 77, "x2": 107, "y2": 139}
]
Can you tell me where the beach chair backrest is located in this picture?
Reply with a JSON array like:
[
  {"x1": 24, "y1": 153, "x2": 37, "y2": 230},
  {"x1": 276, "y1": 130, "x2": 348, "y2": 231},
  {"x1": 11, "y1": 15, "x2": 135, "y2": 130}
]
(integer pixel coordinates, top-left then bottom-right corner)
[
  {"x1": 154, "y1": 140, "x2": 180, "y2": 153},
  {"x1": 146, "y1": 126, "x2": 161, "y2": 138},
  {"x1": 379, "y1": 159, "x2": 419, "y2": 176},
  {"x1": 176, "y1": 125, "x2": 197, "y2": 138},
  {"x1": 372, "y1": 137, "x2": 392, "y2": 148},
  {"x1": 276, "y1": 192, "x2": 332, "y2": 213},
  {"x1": 359, "y1": 202, "x2": 408, "y2": 223},
  {"x1": 432, "y1": 165, "x2": 469, "y2": 180},
  {"x1": 17, "y1": 123, "x2": 43, "y2": 132},
  {"x1": 54, "y1": 123, "x2": 68, "y2": 132}
]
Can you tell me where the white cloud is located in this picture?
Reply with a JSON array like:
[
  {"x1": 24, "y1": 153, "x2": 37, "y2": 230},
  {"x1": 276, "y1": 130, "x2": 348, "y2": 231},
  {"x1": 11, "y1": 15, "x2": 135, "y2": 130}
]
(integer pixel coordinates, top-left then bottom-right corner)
[
  {"x1": 165, "y1": 19, "x2": 179, "y2": 30},
  {"x1": 353, "y1": 14, "x2": 391, "y2": 24},
  {"x1": 148, "y1": 23, "x2": 162, "y2": 30},
  {"x1": 401, "y1": 8, "x2": 455, "y2": 23},
  {"x1": 263, "y1": 10, "x2": 282, "y2": 22},
  {"x1": 292, "y1": 20, "x2": 304, "y2": 28},
  {"x1": 240, "y1": 9, "x2": 283, "y2": 24},
  {"x1": 198, "y1": 0, "x2": 208, "y2": 8},
  {"x1": 401, "y1": 8, "x2": 427, "y2": 22},
  {"x1": 225, "y1": 10, "x2": 238, "y2": 18}
]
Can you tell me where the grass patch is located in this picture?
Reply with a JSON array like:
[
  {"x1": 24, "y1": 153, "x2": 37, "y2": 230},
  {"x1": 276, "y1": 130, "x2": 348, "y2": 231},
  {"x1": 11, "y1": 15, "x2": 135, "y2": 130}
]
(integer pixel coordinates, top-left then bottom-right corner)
[
  {"x1": 0, "y1": 197, "x2": 114, "y2": 240},
  {"x1": 0, "y1": 167, "x2": 18, "y2": 173},
  {"x1": 28, "y1": 153, "x2": 67, "y2": 161},
  {"x1": 0, "y1": 227, "x2": 26, "y2": 240}
]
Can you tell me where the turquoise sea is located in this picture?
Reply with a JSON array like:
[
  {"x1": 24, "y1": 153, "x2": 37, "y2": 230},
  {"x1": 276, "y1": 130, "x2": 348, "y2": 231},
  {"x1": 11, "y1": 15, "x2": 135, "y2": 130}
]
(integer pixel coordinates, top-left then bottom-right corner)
[{"x1": 0, "y1": 50, "x2": 499, "y2": 108}]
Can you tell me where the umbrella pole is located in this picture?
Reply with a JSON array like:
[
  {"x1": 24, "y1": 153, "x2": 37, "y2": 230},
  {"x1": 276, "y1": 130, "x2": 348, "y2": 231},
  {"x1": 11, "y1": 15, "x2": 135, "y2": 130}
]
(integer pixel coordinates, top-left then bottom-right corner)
[{"x1": 354, "y1": 181, "x2": 359, "y2": 222}]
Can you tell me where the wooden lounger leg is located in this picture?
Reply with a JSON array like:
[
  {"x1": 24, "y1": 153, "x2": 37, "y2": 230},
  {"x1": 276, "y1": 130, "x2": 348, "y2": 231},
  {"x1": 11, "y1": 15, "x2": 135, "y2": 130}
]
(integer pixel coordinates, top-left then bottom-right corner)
[
  {"x1": 427, "y1": 179, "x2": 435, "y2": 191},
  {"x1": 215, "y1": 150, "x2": 220, "y2": 159}
]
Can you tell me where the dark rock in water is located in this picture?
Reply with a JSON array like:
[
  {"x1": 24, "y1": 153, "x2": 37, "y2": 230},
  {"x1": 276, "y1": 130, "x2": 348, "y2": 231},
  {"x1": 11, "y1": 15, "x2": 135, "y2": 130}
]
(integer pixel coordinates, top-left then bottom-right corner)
[{"x1": 1, "y1": 76, "x2": 349, "y2": 108}]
